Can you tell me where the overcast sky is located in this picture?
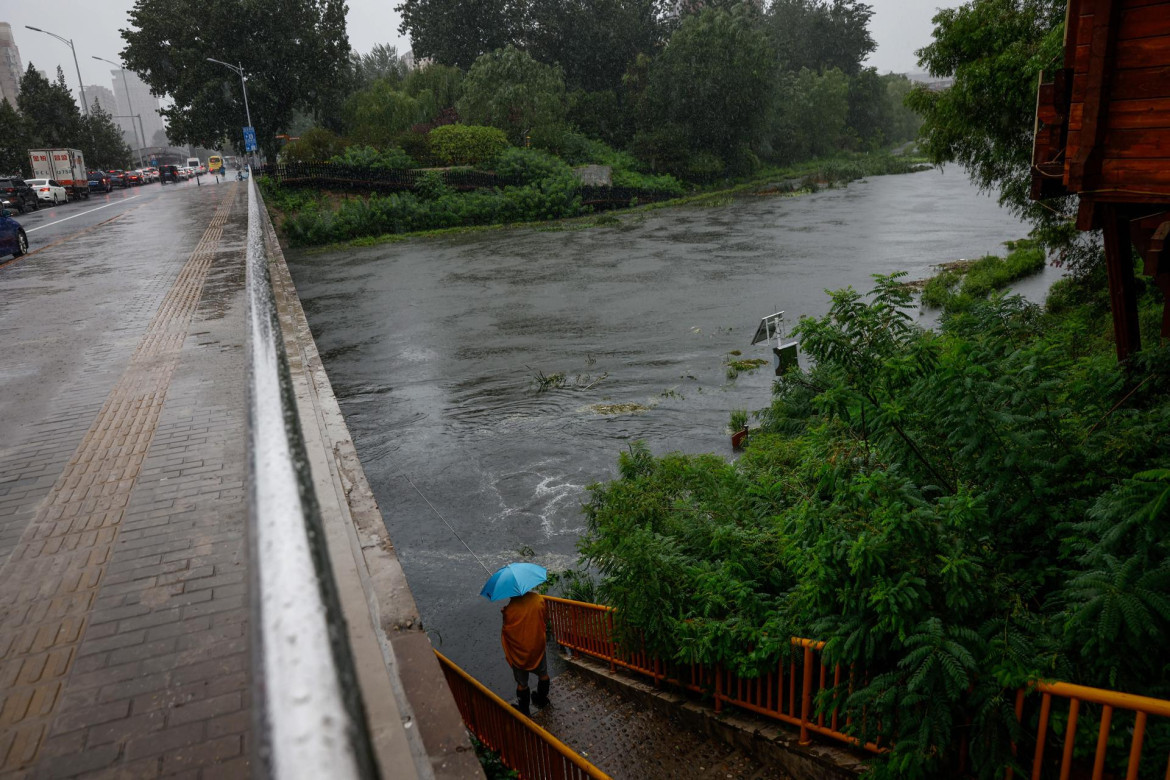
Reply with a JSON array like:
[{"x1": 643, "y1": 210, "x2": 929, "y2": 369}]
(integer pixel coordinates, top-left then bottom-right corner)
[{"x1": 6, "y1": 0, "x2": 955, "y2": 106}]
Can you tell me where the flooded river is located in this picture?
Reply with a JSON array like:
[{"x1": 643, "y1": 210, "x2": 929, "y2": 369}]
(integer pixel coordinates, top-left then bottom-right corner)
[{"x1": 285, "y1": 167, "x2": 1049, "y2": 693}]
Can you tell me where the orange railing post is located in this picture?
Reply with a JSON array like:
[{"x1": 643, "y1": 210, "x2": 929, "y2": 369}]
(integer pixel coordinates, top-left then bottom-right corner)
[{"x1": 800, "y1": 644, "x2": 814, "y2": 746}]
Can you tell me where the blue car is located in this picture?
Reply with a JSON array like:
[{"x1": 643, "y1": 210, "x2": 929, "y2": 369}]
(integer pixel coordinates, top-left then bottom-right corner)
[{"x1": 0, "y1": 208, "x2": 28, "y2": 259}]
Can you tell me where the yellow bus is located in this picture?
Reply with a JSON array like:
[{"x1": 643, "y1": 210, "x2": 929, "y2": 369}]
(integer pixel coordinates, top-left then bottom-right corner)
[{"x1": 208, "y1": 155, "x2": 224, "y2": 175}]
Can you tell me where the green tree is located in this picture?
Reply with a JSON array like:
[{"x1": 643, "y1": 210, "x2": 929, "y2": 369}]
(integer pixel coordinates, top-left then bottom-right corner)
[
  {"x1": 343, "y1": 81, "x2": 429, "y2": 148},
  {"x1": 907, "y1": 0, "x2": 1064, "y2": 218},
  {"x1": 18, "y1": 65, "x2": 84, "y2": 150},
  {"x1": 766, "y1": 0, "x2": 875, "y2": 76},
  {"x1": 402, "y1": 64, "x2": 465, "y2": 109},
  {"x1": 639, "y1": 4, "x2": 772, "y2": 171},
  {"x1": 457, "y1": 46, "x2": 567, "y2": 145},
  {"x1": 80, "y1": 99, "x2": 134, "y2": 170},
  {"x1": 0, "y1": 98, "x2": 33, "y2": 176},
  {"x1": 397, "y1": 0, "x2": 524, "y2": 69},
  {"x1": 121, "y1": 0, "x2": 351, "y2": 159},
  {"x1": 350, "y1": 43, "x2": 410, "y2": 92},
  {"x1": 846, "y1": 67, "x2": 886, "y2": 149},
  {"x1": 523, "y1": 0, "x2": 671, "y2": 92}
]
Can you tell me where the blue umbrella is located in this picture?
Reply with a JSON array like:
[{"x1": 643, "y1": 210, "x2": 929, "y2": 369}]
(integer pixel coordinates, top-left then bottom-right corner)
[{"x1": 480, "y1": 563, "x2": 547, "y2": 601}]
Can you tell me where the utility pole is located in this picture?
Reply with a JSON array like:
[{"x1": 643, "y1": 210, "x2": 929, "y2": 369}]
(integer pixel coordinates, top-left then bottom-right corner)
[{"x1": 26, "y1": 26, "x2": 89, "y2": 116}]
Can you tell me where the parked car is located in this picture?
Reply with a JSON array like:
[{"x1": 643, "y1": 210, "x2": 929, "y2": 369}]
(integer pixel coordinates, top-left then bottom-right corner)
[
  {"x1": 25, "y1": 179, "x2": 69, "y2": 205},
  {"x1": 88, "y1": 170, "x2": 112, "y2": 193},
  {"x1": 0, "y1": 177, "x2": 38, "y2": 213},
  {"x1": 107, "y1": 170, "x2": 129, "y2": 188},
  {"x1": 159, "y1": 164, "x2": 180, "y2": 184},
  {"x1": 0, "y1": 207, "x2": 28, "y2": 259}
]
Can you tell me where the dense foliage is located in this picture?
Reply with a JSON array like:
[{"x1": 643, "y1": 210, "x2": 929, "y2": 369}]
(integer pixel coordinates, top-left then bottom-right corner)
[
  {"x1": 579, "y1": 273, "x2": 1170, "y2": 777},
  {"x1": 0, "y1": 66, "x2": 132, "y2": 175},
  {"x1": 121, "y1": 0, "x2": 350, "y2": 158},
  {"x1": 919, "y1": 238, "x2": 1046, "y2": 310},
  {"x1": 428, "y1": 125, "x2": 510, "y2": 166},
  {"x1": 275, "y1": 172, "x2": 585, "y2": 246}
]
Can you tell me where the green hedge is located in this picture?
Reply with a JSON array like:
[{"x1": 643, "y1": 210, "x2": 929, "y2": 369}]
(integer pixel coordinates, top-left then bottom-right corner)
[{"x1": 428, "y1": 124, "x2": 510, "y2": 166}]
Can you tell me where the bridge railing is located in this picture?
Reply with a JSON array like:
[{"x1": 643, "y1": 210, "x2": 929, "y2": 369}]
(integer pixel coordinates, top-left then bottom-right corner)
[
  {"x1": 245, "y1": 172, "x2": 378, "y2": 778},
  {"x1": 434, "y1": 650, "x2": 611, "y2": 780},
  {"x1": 545, "y1": 596, "x2": 1170, "y2": 778}
]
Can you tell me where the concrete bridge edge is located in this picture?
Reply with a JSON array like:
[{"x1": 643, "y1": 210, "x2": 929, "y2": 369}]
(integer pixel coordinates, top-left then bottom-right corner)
[{"x1": 256, "y1": 192, "x2": 485, "y2": 780}]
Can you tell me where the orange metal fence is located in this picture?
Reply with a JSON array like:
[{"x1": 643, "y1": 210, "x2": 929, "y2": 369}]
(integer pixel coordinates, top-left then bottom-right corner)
[
  {"x1": 546, "y1": 596, "x2": 1170, "y2": 778},
  {"x1": 1007, "y1": 680, "x2": 1170, "y2": 780},
  {"x1": 434, "y1": 650, "x2": 611, "y2": 780}
]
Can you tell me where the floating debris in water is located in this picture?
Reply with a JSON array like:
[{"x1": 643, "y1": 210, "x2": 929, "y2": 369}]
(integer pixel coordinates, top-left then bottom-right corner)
[{"x1": 587, "y1": 402, "x2": 652, "y2": 415}]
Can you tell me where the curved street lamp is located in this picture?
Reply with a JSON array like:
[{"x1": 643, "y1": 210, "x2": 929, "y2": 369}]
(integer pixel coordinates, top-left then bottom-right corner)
[
  {"x1": 206, "y1": 58, "x2": 255, "y2": 164},
  {"x1": 93, "y1": 56, "x2": 146, "y2": 169},
  {"x1": 25, "y1": 25, "x2": 89, "y2": 117}
]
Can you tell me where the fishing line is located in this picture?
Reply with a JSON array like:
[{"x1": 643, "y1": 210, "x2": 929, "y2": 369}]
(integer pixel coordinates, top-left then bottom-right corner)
[{"x1": 402, "y1": 472, "x2": 492, "y2": 574}]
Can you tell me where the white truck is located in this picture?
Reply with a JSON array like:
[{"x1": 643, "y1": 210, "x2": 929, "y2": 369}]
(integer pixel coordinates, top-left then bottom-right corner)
[{"x1": 28, "y1": 149, "x2": 89, "y2": 201}]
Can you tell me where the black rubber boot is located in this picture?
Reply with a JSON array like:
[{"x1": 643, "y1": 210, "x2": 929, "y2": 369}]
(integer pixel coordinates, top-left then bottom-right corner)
[
  {"x1": 515, "y1": 688, "x2": 531, "y2": 716},
  {"x1": 532, "y1": 678, "x2": 550, "y2": 707}
]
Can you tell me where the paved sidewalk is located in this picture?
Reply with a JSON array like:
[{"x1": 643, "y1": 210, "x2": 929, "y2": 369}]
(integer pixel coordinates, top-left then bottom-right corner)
[
  {"x1": 0, "y1": 183, "x2": 253, "y2": 778},
  {"x1": 533, "y1": 670, "x2": 791, "y2": 780}
]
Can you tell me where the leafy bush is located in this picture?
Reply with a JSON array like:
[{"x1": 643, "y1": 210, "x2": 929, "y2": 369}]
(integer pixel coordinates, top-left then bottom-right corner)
[
  {"x1": 921, "y1": 238, "x2": 1047, "y2": 310},
  {"x1": 579, "y1": 270, "x2": 1170, "y2": 778},
  {"x1": 493, "y1": 147, "x2": 571, "y2": 185},
  {"x1": 328, "y1": 144, "x2": 415, "y2": 170},
  {"x1": 610, "y1": 168, "x2": 684, "y2": 197},
  {"x1": 281, "y1": 127, "x2": 346, "y2": 163},
  {"x1": 428, "y1": 124, "x2": 510, "y2": 166}
]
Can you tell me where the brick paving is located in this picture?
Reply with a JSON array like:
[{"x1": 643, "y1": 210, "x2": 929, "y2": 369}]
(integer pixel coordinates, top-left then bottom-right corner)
[
  {"x1": 532, "y1": 670, "x2": 791, "y2": 780},
  {"x1": 0, "y1": 184, "x2": 253, "y2": 778}
]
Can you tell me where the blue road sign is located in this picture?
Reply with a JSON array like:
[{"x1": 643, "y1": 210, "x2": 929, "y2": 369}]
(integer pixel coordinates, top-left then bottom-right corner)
[{"x1": 243, "y1": 126, "x2": 257, "y2": 152}]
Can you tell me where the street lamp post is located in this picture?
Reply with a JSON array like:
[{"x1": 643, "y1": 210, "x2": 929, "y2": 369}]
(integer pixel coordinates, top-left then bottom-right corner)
[
  {"x1": 94, "y1": 56, "x2": 145, "y2": 170},
  {"x1": 25, "y1": 26, "x2": 89, "y2": 117},
  {"x1": 206, "y1": 58, "x2": 254, "y2": 167}
]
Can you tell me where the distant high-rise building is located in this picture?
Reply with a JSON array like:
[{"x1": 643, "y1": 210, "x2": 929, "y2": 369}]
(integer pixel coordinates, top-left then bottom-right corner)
[
  {"x1": 85, "y1": 85, "x2": 117, "y2": 115},
  {"x1": 110, "y1": 68, "x2": 165, "y2": 150},
  {"x1": 0, "y1": 23, "x2": 23, "y2": 106}
]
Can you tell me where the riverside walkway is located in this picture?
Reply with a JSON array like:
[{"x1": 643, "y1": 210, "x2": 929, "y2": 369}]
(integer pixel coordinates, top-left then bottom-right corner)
[{"x1": 0, "y1": 179, "x2": 482, "y2": 778}]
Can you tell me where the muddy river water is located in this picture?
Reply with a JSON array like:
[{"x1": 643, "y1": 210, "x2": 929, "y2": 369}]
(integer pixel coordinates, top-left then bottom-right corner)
[{"x1": 285, "y1": 167, "x2": 1050, "y2": 693}]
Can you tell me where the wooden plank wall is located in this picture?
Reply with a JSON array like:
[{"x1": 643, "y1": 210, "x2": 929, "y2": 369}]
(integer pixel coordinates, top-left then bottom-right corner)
[{"x1": 1064, "y1": 0, "x2": 1170, "y2": 199}]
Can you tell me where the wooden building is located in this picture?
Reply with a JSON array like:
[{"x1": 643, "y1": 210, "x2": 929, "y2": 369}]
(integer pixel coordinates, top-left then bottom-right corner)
[{"x1": 1031, "y1": 0, "x2": 1170, "y2": 360}]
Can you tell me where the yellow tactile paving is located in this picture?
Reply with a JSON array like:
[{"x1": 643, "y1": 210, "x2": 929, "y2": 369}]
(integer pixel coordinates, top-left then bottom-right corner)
[{"x1": 0, "y1": 187, "x2": 237, "y2": 774}]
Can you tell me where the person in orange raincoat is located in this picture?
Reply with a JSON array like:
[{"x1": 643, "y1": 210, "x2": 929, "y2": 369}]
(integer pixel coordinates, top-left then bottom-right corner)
[{"x1": 501, "y1": 591, "x2": 550, "y2": 715}]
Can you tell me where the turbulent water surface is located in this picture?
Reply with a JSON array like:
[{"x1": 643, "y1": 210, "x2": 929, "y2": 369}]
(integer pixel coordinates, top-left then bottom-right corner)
[{"x1": 285, "y1": 167, "x2": 1049, "y2": 693}]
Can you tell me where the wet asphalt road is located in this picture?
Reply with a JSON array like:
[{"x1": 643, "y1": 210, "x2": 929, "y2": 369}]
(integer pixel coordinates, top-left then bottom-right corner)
[
  {"x1": 3, "y1": 176, "x2": 228, "y2": 262},
  {"x1": 284, "y1": 167, "x2": 1056, "y2": 696}
]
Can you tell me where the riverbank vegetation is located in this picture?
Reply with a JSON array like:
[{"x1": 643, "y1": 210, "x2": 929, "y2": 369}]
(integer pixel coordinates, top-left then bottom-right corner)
[
  {"x1": 261, "y1": 150, "x2": 925, "y2": 248},
  {"x1": 918, "y1": 238, "x2": 1047, "y2": 310},
  {"x1": 578, "y1": 268, "x2": 1170, "y2": 778},
  {"x1": 565, "y1": 0, "x2": 1170, "y2": 776},
  {"x1": 257, "y1": 0, "x2": 924, "y2": 246}
]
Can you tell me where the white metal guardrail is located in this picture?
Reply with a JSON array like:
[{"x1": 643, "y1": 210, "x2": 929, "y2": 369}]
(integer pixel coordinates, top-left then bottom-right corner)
[{"x1": 244, "y1": 171, "x2": 378, "y2": 779}]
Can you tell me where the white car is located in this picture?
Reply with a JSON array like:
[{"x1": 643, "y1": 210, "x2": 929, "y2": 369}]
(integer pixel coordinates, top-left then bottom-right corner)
[{"x1": 25, "y1": 179, "x2": 69, "y2": 205}]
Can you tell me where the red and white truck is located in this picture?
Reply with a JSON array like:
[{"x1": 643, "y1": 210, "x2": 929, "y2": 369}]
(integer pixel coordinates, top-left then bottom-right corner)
[{"x1": 28, "y1": 149, "x2": 90, "y2": 201}]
